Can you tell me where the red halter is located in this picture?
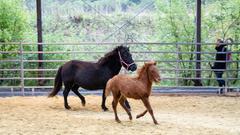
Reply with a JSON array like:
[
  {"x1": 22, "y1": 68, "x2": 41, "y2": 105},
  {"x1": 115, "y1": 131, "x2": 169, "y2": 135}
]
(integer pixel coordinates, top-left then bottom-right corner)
[{"x1": 118, "y1": 51, "x2": 135, "y2": 70}]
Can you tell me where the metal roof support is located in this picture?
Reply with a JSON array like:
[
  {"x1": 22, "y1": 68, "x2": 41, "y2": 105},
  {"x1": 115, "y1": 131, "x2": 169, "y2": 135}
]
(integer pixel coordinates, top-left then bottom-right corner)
[
  {"x1": 36, "y1": 0, "x2": 44, "y2": 85},
  {"x1": 195, "y1": 0, "x2": 203, "y2": 86}
]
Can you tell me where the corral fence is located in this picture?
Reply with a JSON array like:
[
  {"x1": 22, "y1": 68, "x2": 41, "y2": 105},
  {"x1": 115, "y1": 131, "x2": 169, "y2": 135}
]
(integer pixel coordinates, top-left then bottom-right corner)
[{"x1": 0, "y1": 42, "x2": 239, "y2": 96}]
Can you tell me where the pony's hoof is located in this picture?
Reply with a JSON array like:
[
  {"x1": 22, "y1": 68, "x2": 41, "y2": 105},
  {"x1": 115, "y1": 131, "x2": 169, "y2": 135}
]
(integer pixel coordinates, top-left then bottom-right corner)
[
  {"x1": 102, "y1": 107, "x2": 109, "y2": 111},
  {"x1": 65, "y1": 105, "x2": 71, "y2": 110},
  {"x1": 82, "y1": 102, "x2": 86, "y2": 107},
  {"x1": 136, "y1": 115, "x2": 141, "y2": 119},
  {"x1": 116, "y1": 119, "x2": 121, "y2": 123},
  {"x1": 129, "y1": 116, "x2": 132, "y2": 120},
  {"x1": 154, "y1": 121, "x2": 159, "y2": 125}
]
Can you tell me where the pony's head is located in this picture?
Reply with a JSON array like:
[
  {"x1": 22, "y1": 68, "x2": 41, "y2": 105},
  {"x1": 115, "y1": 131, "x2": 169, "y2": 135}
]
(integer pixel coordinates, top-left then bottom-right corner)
[
  {"x1": 145, "y1": 61, "x2": 161, "y2": 83},
  {"x1": 117, "y1": 46, "x2": 137, "y2": 71}
]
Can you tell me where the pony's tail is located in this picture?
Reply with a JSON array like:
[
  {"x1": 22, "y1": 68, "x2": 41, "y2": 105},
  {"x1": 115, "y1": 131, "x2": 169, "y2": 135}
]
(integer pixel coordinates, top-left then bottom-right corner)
[
  {"x1": 105, "y1": 79, "x2": 112, "y2": 97},
  {"x1": 48, "y1": 66, "x2": 63, "y2": 97}
]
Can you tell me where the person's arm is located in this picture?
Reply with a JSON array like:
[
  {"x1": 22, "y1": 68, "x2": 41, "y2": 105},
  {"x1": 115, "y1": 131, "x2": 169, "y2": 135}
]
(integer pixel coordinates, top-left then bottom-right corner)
[
  {"x1": 215, "y1": 39, "x2": 227, "y2": 51},
  {"x1": 215, "y1": 46, "x2": 222, "y2": 51}
]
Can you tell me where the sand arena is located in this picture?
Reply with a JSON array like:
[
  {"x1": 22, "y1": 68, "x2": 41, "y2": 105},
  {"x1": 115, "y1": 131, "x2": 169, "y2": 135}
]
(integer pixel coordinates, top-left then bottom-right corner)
[{"x1": 0, "y1": 95, "x2": 239, "y2": 135}]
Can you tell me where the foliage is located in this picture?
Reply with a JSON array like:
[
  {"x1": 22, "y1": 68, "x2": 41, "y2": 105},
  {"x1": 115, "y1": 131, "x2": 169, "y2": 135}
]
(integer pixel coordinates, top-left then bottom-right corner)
[
  {"x1": 0, "y1": 0, "x2": 29, "y2": 86},
  {"x1": 155, "y1": 0, "x2": 196, "y2": 86},
  {"x1": 0, "y1": 0, "x2": 239, "y2": 87},
  {"x1": 0, "y1": 0, "x2": 29, "y2": 42},
  {"x1": 155, "y1": 0, "x2": 240, "y2": 86}
]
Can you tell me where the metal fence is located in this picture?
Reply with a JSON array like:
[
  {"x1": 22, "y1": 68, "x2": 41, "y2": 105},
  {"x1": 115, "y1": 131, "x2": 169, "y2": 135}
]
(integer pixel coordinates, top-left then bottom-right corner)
[{"x1": 0, "y1": 42, "x2": 239, "y2": 96}]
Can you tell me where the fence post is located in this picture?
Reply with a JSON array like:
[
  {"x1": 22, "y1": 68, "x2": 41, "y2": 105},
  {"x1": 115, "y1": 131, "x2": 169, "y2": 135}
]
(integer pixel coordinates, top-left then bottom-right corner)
[
  {"x1": 20, "y1": 42, "x2": 25, "y2": 96},
  {"x1": 11, "y1": 87, "x2": 13, "y2": 96},
  {"x1": 32, "y1": 88, "x2": 34, "y2": 96},
  {"x1": 225, "y1": 58, "x2": 228, "y2": 94},
  {"x1": 237, "y1": 87, "x2": 239, "y2": 97},
  {"x1": 176, "y1": 43, "x2": 180, "y2": 87},
  {"x1": 224, "y1": 46, "x2": 231, "y2": 94}
]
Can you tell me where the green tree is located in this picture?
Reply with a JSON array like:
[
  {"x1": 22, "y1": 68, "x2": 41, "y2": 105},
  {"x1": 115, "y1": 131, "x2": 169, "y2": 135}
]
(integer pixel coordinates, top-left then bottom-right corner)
[
  {"x1": 155, "y1": 0, "x2": 240, "y2": 86},
  {"x1": 0, "y1": 0, "x2": 29, "y2": 85},
  {"x1": 155, "y1": 0, "x2": 196, "y2": 86},
  {"x1": 0, "y1": 0, "x2": 28, "y2": 42}
]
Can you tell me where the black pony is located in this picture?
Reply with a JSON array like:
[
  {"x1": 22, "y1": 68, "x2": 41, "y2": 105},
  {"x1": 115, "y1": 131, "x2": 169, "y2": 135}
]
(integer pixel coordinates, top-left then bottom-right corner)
[{"x1": 48, "y1": 46, "x2": 137, "y2": 111}]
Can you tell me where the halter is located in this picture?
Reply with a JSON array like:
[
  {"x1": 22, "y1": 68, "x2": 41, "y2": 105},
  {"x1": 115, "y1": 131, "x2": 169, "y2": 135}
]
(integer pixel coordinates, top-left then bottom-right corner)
[{"x1": 118, "y1": 51, "x2": 135, "y2": 70}]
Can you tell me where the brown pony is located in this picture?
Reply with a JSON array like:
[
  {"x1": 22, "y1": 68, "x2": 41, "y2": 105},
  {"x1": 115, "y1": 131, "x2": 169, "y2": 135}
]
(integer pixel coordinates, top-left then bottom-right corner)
[{"x1": 105, "y1": 61, "x2": 161, "y2": 124}]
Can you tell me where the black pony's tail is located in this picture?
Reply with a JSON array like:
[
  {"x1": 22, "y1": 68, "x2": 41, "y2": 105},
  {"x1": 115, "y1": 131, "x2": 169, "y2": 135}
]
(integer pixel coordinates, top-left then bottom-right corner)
[{"x1": 48, "y1": 66, "x2": 63, "y2": 97}]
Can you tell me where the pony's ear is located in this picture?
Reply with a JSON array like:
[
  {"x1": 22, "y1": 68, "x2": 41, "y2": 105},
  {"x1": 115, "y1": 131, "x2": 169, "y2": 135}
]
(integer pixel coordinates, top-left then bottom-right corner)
[
  {"x1": 144, "y1": 62, "x2": 150, "y2": 66},
  {"x1": 117, "y1": 45, "x2": 124, "y2": 52},
  {"x1": 150, "y1": 61, "x2": 157, "y2": 66},
  {"x1": 145, "y1": 61, "x2": 156, "y2": 65}
]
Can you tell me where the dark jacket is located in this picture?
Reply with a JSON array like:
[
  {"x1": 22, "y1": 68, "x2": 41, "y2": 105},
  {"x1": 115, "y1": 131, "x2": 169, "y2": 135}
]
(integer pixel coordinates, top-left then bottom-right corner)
[{"x1": 212, "y1": 45, "x2": 227, "y2": 70}]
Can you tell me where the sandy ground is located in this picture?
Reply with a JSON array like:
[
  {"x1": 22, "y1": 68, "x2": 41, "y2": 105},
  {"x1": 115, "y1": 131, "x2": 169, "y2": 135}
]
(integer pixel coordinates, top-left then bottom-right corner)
[{"x1": 0, "y1": 95, "x2": 240, "y2": 135}]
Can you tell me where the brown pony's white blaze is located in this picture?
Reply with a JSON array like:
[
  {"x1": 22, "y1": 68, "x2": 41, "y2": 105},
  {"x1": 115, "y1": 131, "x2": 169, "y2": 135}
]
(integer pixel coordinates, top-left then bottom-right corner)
[{"x1": 105, "y1": 61, "x2": 161, "y2": 124}]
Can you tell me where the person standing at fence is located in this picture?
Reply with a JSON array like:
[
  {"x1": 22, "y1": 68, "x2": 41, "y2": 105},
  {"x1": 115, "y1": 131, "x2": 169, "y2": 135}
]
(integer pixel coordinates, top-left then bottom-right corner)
[{"x1": 211, "y1": 39, "x2": 229, "y2": 94}]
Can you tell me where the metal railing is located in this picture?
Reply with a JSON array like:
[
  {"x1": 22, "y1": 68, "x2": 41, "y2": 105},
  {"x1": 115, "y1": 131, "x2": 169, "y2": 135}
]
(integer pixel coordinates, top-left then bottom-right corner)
[{"x1": 0, "y1": 42, "x2": 239, "y2": 96}]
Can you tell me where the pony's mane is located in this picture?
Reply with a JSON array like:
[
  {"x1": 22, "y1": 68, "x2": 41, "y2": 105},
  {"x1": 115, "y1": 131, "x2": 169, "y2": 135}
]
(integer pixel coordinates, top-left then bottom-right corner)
[
  {"x1": 136, "y1": 65, "x2": 147, "y2": 79},
  {"x1": 136, "y1": 63, "x2": 159, "y2": 81},
  {"x1": 97, "y1": 46, "x2": 124, "y2": 65}
]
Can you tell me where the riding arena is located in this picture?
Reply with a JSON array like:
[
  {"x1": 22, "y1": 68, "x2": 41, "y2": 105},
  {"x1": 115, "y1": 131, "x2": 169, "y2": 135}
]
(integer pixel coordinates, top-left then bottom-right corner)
[{"x1": 1, "y1": 0, "x2": 240, "y2": 135}]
